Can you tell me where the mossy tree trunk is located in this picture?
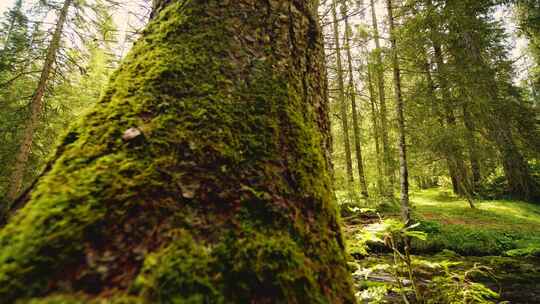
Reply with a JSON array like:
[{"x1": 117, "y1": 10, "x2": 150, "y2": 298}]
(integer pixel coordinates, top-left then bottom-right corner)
[
  {"x1": 342, "y1": 1, "x2": 369, "y2": 198},
  {"x1": 0, "y1": 1, "x2": 356, "y2": 303},
  {"x1": 331, "y1": 0, "x2": 355, "y2": 186}
]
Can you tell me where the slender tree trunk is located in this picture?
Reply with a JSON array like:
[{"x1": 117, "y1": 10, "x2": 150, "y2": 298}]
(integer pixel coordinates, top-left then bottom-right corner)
[
  {"x1": 5, "y1": 0, "x2": 73, "y2": 204},
  {"x1": 370, "y1": 0, "x2": 394, "y2": 196},
  {"x1": 342, "y1": 1, "x2": 369, "y2": 197},
  {"x1": 331, "y1": 0, "x2": 354, "y2": 185},
  {"x1": 386, "y1": 0, "x2": 410, "y2": 222},
  {"x1": 367, "y1": 63, "x2": 385, "y2": 195},
  {"x1": 0, "y1": 1, "x2": 356, "y2": 302},
  {"x1": 462, "y1": 103, "x2": 481, "y2": 192}
]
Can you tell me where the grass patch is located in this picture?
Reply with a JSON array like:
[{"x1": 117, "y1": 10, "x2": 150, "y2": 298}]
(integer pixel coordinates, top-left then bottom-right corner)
[{"x1": 409, "y1": 189, "x2": 540, "y2": 256}]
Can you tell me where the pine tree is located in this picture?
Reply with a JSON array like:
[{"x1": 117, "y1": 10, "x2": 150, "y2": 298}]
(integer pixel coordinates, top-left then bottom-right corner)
[
  {"x1": 331, "y1": 0, "x2": 355, "y2": 185},
  {"x1": 369, "y1": 0, "x2": 395, "y2": 196},
  {"x1": 385, "y1": 0, "x2": 411, "y2": 220},
  {"x1": 342, "y1": 0, "x2": 369, "y2": 197},
  {"x1": 5, "y1": 0, "x2": 74, "y2": 203}
]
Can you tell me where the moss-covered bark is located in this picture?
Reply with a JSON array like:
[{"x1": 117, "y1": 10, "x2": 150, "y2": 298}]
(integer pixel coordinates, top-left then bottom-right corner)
[{"x1": 0, "y1": 1, "x2": 355, "y2": 303}]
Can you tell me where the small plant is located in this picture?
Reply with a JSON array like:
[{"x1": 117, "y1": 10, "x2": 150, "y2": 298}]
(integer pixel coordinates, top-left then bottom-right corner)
[
  {"x1": 360, "y1": 216, "x2": 500, "y2": 304},
  {"x1": 426, "y1": 263, "x2": 499, "y2": 304},
  {"x1": 356, "y1": 285, "x2": 389, "y2": 304},
  {"x1": 376, "y1": 218, "x2": 426, "y2": 303}
]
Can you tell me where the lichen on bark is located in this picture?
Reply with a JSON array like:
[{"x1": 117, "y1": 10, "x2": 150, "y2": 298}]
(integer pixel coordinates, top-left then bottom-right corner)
[{"x1": 0, "y1": 1, "x2": 355, "y2": 303}]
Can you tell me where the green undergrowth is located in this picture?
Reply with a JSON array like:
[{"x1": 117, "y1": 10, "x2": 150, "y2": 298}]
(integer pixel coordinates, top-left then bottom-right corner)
[
  {"x1": 410, "y1": 189, "x2": 540, "y2": 256},
  {"x1": 349, "y1": 251, "x2": 540, "y2": 303},
  {"x1": 342, "y1": 188, "x2": 540, "y2": 256}
]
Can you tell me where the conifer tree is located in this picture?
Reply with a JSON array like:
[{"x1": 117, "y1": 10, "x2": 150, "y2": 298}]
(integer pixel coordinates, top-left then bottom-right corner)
[
  {"x1": 5, "y1": 0, "x2": 74, "y2": 203},
  {"x1": 342, "y1": 0, "x2": 369, "y2": 197}
]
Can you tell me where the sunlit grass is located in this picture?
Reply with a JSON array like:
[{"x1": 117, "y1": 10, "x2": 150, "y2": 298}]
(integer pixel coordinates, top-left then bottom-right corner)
[
  {"x1": 402, "y1": 188, "x2": 540, "y2": 255},
  {"x1": 411, "y1": 189, "x2": 540, "y2": 233}
]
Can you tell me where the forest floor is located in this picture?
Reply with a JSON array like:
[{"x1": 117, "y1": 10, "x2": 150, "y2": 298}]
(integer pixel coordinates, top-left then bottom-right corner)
[{"x1": 343, "y1": 189, "x2": 540, "y2": 303}]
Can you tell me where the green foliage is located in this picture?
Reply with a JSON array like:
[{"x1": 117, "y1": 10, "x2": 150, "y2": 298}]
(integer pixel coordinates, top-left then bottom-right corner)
[
  {"x1": 505, "y1": 244, "x2": 540, "y2": 257},
  {"x1": 413, "y1": 225, "x2": 521, "y2": 256},
  {"x1": 410, "y1": 189, "x2": 540, "y2": 255},
  {"x1": 478, "y1": 162, "x2": 540, "y2": 200},
  {"x1": 426, "y1": 264, "x2": 499, "y2": 304},
  {"x1": 348, "y1": 189, "x2": 540, "y2": 256},
  {"x1": 0, "y1": 0, "x2": 116, "y2": 203},
  {"x1": 21, "y1": 294, "x2": 143, "y2": 304},
  {"x1": 0, "y1": 1, "x2": 44, "y2": 200},
  {"x1": 346, "y1": 215, "x2": 500, "y2": 303}
]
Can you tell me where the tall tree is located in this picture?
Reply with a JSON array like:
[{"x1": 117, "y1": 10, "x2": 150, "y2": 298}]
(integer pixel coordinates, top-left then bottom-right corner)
[
  {"x1": 0, "y1": 0, "x2": 42, "y2": 210},
  {"x1": 366, "y1": 62, "x2": 385, "y2": 194},
  {"x1": 0, "y1": 0, "x2": 356, "y2": 302},
  {"x1": 514, "y1": 0, "x2": 540, "y2": 96},
  {"x1": 331, "y1": 0, "x2": 355, "y2": 185},
  {"x1": 342, "y1": 0, "x2": 369, "y2": 197},
  {"x1": 445, "y1": 0, "x2": 538, "y2": 201},
  {"x1": 5, "y1": 0, "x2": 74, "y2": 203},
  {"x1": 370, "y1": 0, "x2": 395, "y2": 196},
  {"x1": 385, "y1": 0, "x2": 410, "y2": 220},
  {"x1": 462, "y1": 102, "x2": 481, "y2": 192}
]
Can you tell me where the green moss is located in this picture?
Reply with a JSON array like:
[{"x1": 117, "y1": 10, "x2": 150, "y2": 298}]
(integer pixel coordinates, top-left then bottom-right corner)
[
  {"x1": 133, "y1": 230, "x2": 223, "y2": 304},
  {"x1": 0, "y1": 1, "x2": 354, "y2": 303},
  {"x1": 132, "y1": 231, "x2": 334, "y2": 304},
  {"x1": 217, "y1": 232, "x2": 326, "y2": 304},
  {"x1": 412, "y1": 225, "x2": 521, "y2": 255}
]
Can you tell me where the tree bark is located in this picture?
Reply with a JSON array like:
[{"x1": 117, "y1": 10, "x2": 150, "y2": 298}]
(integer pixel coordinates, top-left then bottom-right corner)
[
  {"x1": 5, "y1": 0, "x2": 73, "y2": 204},
  {"x1": 0, "y1": 1, "x2": 356, "y2": 303},
  {"x1": 385, "y1": 0, "x2": 410, "y2": 222},
  {"x1": 370, "y1": 0, "x2": 395, "y2": 196},
  {"x1": 342, "y1": 1, "x2": 369, "y2": 197},
  {"x1": 331, "y1": 0, "x2": 355, "y2": 185}
]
